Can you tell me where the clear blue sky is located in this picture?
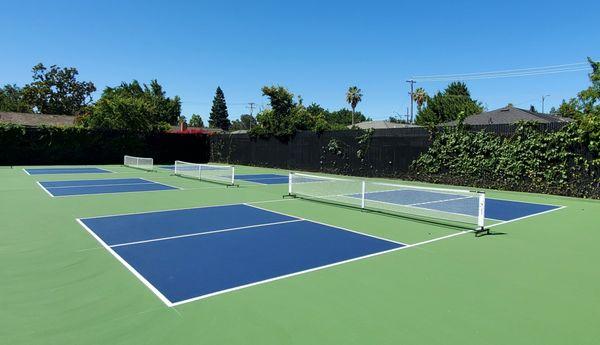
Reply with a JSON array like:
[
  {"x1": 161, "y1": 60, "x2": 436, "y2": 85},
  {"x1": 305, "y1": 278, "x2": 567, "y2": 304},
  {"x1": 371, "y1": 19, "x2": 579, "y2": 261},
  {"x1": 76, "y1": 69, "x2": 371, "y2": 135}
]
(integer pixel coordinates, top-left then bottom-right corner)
[{"x1": 1, "y1": 0, "x2": 599, "y2": 121}]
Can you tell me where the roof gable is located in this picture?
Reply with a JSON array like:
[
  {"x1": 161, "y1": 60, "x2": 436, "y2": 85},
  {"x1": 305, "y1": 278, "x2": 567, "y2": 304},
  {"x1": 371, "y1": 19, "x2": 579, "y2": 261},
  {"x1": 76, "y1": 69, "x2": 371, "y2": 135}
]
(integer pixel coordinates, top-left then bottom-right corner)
[{"x1": 443, "y1": 106, "x2": 572, "y2": 126}]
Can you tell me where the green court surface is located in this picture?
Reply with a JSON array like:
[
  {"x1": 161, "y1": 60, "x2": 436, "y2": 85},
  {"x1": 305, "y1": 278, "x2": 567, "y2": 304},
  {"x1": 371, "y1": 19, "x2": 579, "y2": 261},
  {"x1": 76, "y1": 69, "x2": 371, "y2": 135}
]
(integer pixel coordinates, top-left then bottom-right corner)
[{"x1": 1, "y1": 164, "x2": 599, "y2": 344}]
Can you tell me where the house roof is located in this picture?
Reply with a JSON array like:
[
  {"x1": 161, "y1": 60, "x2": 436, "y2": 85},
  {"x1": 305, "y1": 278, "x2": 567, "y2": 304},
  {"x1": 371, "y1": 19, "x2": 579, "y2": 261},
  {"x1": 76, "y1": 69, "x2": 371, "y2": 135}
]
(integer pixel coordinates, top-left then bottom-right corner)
[
  {"x1": 0, "y1": 111, "x2": 76, "y2": 127},
  {"x1": 443, "y1": 105, "x2": 573, "y2": 126},
  {"x1": 168, "y1": 126, "x2": 221, "y2": 134},
  {"x1": 349, "y1": 120, "x2": 421, "y2": 130}
]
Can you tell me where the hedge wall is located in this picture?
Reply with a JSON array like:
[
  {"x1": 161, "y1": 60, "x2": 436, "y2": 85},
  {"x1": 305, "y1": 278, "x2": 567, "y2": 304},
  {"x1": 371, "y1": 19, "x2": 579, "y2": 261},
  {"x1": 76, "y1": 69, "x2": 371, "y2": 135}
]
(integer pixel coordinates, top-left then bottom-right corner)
[
  {"x1": 0, "y1": 124, "x2": 210, "y2": 166},
  {"x1": 411, "y1": 122, "x2": 600, "y2": 198}
]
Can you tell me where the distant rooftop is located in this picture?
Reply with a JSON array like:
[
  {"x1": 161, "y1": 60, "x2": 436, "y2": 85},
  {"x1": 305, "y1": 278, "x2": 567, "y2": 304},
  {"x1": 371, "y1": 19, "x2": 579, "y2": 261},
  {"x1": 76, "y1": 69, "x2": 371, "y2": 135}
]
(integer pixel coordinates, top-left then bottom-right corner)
[
  {"x1": 349, "y1": 120, "x2": 421, "y2": 130},
  {"x1": 443, "y1": 105, "x2": 573, "y2": 126},
  {"x1": 0, "y1": 111, "x2": 75, "y2": 127},
  {"x1": 168, "y1": 123, "x2": 222, "y2": 134}
]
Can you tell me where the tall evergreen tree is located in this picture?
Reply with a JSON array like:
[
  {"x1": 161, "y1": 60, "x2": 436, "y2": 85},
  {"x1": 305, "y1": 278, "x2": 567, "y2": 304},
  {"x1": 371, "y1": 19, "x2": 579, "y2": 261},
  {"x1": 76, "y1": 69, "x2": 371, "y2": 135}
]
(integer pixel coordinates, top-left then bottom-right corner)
[{"x1": 209, "y1": 87, "x2": 231, "y2": 130}]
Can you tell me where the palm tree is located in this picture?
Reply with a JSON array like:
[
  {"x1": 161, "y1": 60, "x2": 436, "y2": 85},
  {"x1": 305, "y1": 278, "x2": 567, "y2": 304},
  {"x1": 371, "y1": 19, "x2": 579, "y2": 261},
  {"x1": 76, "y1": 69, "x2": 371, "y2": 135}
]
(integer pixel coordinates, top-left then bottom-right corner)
[
  {"x1": 346, "y1": 86, "x2": 363, "y2": 126},
  {"x1": 412, "y1": 87, "x2": 428, "y2": 111}
]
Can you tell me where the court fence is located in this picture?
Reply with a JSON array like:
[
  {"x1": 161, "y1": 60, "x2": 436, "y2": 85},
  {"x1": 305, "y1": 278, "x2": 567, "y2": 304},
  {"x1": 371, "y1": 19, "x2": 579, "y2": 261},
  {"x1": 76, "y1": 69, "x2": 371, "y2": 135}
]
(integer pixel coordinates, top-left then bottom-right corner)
[
  {"x1": 211, "y1": 128, "x2": 430, "y2": 177},
  {"x1": 211, "y1": 122, "x2": 599, "y2": 198},
  {"x1": 0, "y1": 125, "x2": 211, "y2": 165},
  {"x1": 210, "y1": 122, "x2": 571, "y2": 177}
]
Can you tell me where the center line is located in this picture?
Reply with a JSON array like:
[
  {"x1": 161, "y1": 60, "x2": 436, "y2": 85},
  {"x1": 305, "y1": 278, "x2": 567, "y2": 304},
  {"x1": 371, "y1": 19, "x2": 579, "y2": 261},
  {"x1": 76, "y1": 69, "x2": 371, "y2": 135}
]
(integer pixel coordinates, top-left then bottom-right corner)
[{"x1": 109, "y1": 219, "x2": 304, "y2": 248}]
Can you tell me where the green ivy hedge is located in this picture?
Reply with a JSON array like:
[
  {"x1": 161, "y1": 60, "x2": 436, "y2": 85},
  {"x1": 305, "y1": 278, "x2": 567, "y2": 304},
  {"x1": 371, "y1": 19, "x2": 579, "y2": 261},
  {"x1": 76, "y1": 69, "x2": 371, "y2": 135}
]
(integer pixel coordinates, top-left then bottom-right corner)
[
  {"x1": 411, "y1": 122, "x2": 600, "y2": 198},
  {"x1": 0, "y1": 124, "x2": 210, "y2": 165}
]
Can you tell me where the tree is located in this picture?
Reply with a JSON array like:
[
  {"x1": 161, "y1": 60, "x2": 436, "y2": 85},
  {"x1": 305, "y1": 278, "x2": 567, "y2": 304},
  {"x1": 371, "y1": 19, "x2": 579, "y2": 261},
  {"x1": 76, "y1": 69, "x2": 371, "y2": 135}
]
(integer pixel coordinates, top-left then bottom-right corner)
[
  {"x1": 415, "y1": 82, "x2": 483, "y2": 126},
  {"x1": 412, "y1": 87, "x2": 429, "y2": 114},
  {"x1": 253, "y1": 86, "x2": 296, "y2": 136},
  {"x1": 208, "y1": 87, "x2": 231, "y2": 130},
  {"x1": 22, "y1": 63, "x2": 96, "y2": 115},
  {"x1": 388, "y1": 115, "x2": 409, "y2": 124},
  {"x1": 529, "y1": 105, "x2": 538, "y2": 113},
  {"x1": 230, "y1": 114, "x2": 257, "y2": 131},
  {"x1": 346, "y1": 86, "x2": 363, "y2": 126},
  {"x1": 189, "y1": 114, "x2": 204, "y2": 127},
  {"x1": 0, "y1": 84, "x2": 32, "y2": 113},
  {"x1": 327, "y1": 108, "x2": 368, "y2": 126},
  {"x1": 555, "y1": 58, "x2": 600, "y2": 119},
  {"x1": 252, "y1": 86, "x2": 329, "y2": 136},
  {"x1": 83, "y1": 80, "x2": 181, "y2": 132}
]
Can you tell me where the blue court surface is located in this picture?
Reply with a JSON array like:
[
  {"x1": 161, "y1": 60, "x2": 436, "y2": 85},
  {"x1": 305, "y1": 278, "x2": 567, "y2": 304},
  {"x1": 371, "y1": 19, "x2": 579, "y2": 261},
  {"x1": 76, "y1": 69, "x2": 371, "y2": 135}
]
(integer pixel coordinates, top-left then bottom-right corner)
[
  {"x1": 359, "y1": 190, "x2": 561, "y2": 222},
  {"x1": 236, "y1": 174, "x2": 289, "y2": 184},
  {"x1": 77, "y1": 204, "x2": 404, "y2": 306},
  {"x1": 24, "y1": 167, "x2": 112, "y2": 175},
  {"x1": 38, "y1": 178, "x2": 178, "y2": 197}
]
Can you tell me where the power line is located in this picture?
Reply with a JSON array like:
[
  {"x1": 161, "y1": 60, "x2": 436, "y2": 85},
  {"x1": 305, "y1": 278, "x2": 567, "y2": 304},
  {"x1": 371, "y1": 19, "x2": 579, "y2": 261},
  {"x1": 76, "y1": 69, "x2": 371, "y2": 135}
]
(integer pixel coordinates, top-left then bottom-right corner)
[{"x1": 412, "y1": 62, "x2": 591, "y2": 82}]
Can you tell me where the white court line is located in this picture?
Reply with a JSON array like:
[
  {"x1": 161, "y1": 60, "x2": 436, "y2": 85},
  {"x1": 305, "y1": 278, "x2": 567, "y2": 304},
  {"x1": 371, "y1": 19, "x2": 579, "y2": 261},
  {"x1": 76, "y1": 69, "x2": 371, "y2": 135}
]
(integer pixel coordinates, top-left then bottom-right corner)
[
  {"x1": 48, "y1": 185, "x2": 181, "y2": 198},
  {"x1": 239, "y1": 176, "x2": 287, "y2": 180},
  {"x1": 77, "y1": 199, "x2": 567, "y2": 307},
  {"x1": 407, "y1": 195, "x2": 473, "y2": 207},
  {"x1": 137, "y1": 177, "x2": 182, "y2": 190},
  {"x1": 486, "y1": 205, "x2": 566, "y2": 229},
  {"x1": 333, "y1": 193, "x2": 487, "y2": 226},
  {"x1": 22, "y1": 168, "x2": 31, "y2": 176},
  {"x1": 43, "y1": 181, "x2": 159, "y2": 189},
  {"x1": 171, "y1": 242, "x2": 408, "y2": 306},
  {"x1": 36, "y1": 181, "x2": 55, "y2": 198},
  {"x1": 76, "y1": 202, "x2": 409, "y2": 307},
  {"x1": 244, "y1": 204, "x2": 408, "y2": 246},
  {"x1": 76, "y1": 219, "x2": 175, "y2": 307},
  {"x1": 110, "y1": 219, "x2": 304, "y2": 248},
  {"x1": 80, "y1": 197, "x2": 298, "y2": 220}
]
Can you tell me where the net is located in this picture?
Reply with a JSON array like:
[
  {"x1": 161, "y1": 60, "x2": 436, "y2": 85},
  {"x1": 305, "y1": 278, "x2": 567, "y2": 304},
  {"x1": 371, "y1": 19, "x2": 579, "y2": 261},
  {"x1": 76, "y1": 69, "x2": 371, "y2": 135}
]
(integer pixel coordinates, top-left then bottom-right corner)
[
  {"x1": 288, "y1": 172, "x2": 485, "y2": 230},
  {"x1": 124, "y1": 155, "x2": 154, "y2": 171},
  {"x1": 174, "y1": 160, "x2": 235, "y2": 186}
]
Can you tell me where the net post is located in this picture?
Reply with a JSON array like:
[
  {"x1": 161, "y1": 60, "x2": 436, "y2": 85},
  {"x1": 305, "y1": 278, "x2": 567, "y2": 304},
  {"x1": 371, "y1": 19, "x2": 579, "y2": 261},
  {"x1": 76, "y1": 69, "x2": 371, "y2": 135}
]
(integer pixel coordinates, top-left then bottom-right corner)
[
  {"x1": 231, "y1": 166, "x2": 235, "y2": 186},
  {"x1": 288, "y1": 172, "x2": 293, "y2": 195},
  {"x1": 361, "y1": 180, "x2": 366, "y2": 209},
  {"x1": 477, "y1": 192, "x2": 486, "y2": 233}
]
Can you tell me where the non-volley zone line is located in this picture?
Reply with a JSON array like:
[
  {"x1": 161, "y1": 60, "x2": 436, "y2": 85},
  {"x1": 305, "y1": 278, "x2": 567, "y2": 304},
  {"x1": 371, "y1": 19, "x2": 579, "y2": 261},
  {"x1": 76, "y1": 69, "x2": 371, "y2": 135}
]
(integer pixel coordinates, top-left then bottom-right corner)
[
  {"x1": 38, "y1": 178, "x2": 180, "y2": 197},
  {"x1": 24, "y1": 167, "x2": 114, "y2": 175},
  {"x1": 77, "y1": 203, "x2": 407, "y2": 306}
]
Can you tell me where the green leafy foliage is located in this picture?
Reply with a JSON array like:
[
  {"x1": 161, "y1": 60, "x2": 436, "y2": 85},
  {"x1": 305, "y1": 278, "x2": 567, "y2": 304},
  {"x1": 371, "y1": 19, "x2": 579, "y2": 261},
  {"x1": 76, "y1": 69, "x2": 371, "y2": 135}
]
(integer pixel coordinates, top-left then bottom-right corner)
[
  {"x1": 0, "y1": 124, "x2": 210, "y2": 166},
  {"x1": 325, "y1": 108, "x2": 369, "y2": 127},
  {"x1": 209, "y1": 87, "x2": 231, "y2": 131},
  {"x1": 413, "y1": 57, "x2": 600, "y2": 197},
  {"x1": 415, "y1": 82, "x2": 483, "y2": 126},
  {"x1": 251, "y1": 86, "x2": 330, "y2": 137},
  {"x1": 22, "y1": 63, "x2": 96, "y2": 115},
  {"x1": 189, "y1": 114, "x2": 204, "y2": 127},
  {"x1": 82, "y1": 80, "x2": 180, "y2": 132},
  {"x1": 230, "y1": 114, "x2": 257, "y2": 131},
  {"x1": 412, "y1": 121, "x2": 599, "y2": 197},
  {"x1": 0, "y1": 84, "x2": 32, "y2": 113}
]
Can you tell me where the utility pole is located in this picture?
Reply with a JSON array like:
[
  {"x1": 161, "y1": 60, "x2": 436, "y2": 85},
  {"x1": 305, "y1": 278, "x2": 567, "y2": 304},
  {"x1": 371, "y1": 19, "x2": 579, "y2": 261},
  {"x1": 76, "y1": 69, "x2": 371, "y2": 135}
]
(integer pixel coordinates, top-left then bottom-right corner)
[
  {"x1": 541, "y1": 95, "x2": 550, "y2": 114},
  {"x1": 246, "y1": 102, "x2": 256, "y2": 129},
  {"x1": 406, "y1": 80, "x2": 416, "y2": 123}
]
